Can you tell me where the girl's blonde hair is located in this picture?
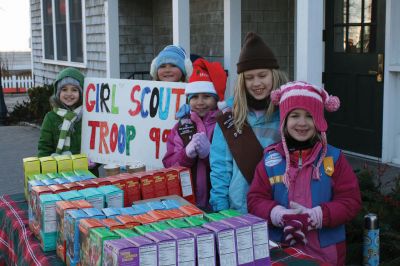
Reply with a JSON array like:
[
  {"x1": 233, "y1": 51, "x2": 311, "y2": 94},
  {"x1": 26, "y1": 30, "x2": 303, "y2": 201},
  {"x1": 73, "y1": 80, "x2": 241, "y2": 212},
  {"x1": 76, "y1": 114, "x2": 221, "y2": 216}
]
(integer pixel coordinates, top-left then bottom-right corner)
[{"x1": 232, "y1": 68, "x2": 288, "y2": 131}]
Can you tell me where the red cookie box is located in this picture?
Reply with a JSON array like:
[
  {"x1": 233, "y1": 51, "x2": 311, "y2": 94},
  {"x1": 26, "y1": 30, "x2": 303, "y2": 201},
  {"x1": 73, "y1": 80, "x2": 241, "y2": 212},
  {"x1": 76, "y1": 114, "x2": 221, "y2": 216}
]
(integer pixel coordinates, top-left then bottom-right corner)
[
  {"x1": 91, "y1": 177, "x2": 112, "y2": 187},
  {"x1": 100, "y1": 218, "x2": 127, "y2": 231},
  {"x1": 159, "y1": 168, "x2": 182, "y2": 197},
  {"x1": 30, "y1": 186, "x2": 53, "y2": 225},
  {"x1": 48, "y1": 184, "x2": 69, "y2": 194},
  {"x1": 168, "y1": 166, "x2": 196, "y2": 205},
  {"x1": 149, "y1": 170, "x2": 168, "y2": 197},
  {"x1": 78, "y1": 218, "x2": 105, "y2": 266},
  {"x1": 55, "y1": 201, "x2": 78, "y2": 263},
  {"x1": 115, "y1": 215, "x2": 141, "y2": 229},
  {"x1": 62, "y1": 182, "x2": 82, "y2": 191},
  {"x1": 179, "y1": 205, "x2": 203, "y2": 217},
  {"x1": 135, "y1": 172, "x2": 155, "y2": 200},
  {"x1": 70, "y1": 199, "x2": 93, "y2": 209},
  {"x1": 132, "y1": 213, "x2": 158, "y2": 224},
  {"x1": 108, "y1": 174, "x2": 129, "y2": 206},
  {"x1": 120, "y1": 174, "x2": 141, "y2": 205},
  {"x1": 147, "y1": 210, "x2": 170, "y2": 221},
  {"x1": 75, "y1": 179, "x2": 98, "y2": 189},
  {"x1": 160, "y1": 209, "x2": 187, "y2": 219}
]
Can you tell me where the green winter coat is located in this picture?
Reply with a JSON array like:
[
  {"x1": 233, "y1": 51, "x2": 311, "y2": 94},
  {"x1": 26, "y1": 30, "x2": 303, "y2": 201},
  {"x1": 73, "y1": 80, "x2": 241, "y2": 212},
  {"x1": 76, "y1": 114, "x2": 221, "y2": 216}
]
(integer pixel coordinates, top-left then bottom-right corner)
[{"x1": 38, "y1": 111, "x2": 82, "y2": 157}]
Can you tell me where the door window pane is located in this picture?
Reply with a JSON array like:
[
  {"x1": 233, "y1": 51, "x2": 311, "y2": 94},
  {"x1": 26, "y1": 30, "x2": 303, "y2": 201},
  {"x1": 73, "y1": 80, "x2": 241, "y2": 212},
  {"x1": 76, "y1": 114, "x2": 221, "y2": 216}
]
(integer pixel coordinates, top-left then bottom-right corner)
[
  {"x1": 348, "y1": 26, "x2": 362, "y2": 53},
  {"x1": 334, "y1": 27, "x2": 346, "y2": 53},
  {"x1": 69, "y1": 0, "x2": 83, "y2": 62},
  {"x1": 334, "y1": 0, "x2": 347, "y2": 24},
  {"x1": 362, "y1": 25, "x2": 374, "y2": 53},
  {"x1": 364, "y1": 0, "x2": 373, "y2": 23},
  {"x1": 349, "y1": 0, "x2": 362, "y2": 23},
  {"x1": 55, "y1": 0, "x2": 67, "y2": 61},
  {"x1": 43, "y1": 0, "x2": 54, "y2": 59}
]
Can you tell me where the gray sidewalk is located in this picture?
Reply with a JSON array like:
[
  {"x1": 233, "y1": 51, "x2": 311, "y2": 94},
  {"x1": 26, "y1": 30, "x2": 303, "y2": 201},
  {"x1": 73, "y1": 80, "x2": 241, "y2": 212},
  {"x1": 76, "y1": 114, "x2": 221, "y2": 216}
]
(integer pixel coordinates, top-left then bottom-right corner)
[
  {"x1": 0, "y1": 93, "x2": 39, "y2": 195},
  {"x1": 0, "y1": 125, "x2": 40, "y2": 195}
]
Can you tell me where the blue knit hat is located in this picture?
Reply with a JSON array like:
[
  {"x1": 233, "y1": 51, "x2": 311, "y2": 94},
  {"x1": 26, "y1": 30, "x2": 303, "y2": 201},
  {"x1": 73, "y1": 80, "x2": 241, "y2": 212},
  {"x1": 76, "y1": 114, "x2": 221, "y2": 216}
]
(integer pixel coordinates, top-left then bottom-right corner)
[{"x1": 150, "y1": 45, "x2": 193, "y2": 81}]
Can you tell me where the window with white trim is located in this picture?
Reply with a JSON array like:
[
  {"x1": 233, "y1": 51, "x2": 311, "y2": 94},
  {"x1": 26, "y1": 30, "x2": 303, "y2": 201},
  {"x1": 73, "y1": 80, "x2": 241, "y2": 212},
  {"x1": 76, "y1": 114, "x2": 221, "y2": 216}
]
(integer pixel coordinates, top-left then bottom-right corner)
[{"x1": 42, "y1": 0, "x2": 84, "y2": 63}]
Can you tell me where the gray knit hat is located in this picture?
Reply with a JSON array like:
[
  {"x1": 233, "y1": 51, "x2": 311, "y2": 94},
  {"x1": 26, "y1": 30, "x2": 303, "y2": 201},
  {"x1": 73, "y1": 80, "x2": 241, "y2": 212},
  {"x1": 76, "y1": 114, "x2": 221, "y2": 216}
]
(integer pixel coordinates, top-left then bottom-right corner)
[{"x1": 56, "y1": 77, "x2": 82, "y2": 98}]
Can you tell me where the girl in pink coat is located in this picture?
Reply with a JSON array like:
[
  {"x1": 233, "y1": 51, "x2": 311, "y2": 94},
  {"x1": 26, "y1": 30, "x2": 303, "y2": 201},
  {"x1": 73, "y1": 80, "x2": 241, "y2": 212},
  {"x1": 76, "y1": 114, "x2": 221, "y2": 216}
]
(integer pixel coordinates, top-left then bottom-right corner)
[
  {"x1": 247, "y1": 81, "x2": 361, "y2": 265},
  {"x1": 163, "y1": 58, "x2": 227, "y2": 210}
]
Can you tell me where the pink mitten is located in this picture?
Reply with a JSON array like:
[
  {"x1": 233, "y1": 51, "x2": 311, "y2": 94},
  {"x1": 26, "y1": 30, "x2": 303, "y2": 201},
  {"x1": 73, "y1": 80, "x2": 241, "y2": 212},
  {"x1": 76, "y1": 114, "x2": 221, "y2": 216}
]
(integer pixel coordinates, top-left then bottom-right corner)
[
  {"x1": 195, "y1": 132, "x2": 210, "y2": 159},
  {"x1": 185, "y1": 138, "x2": 198, "y2": 158},
  {"x1": 290, "y1": 201, "x2": 323, "y2": 229},
  {"x1": 270, "y1": 205, "x2": 302, "y2": 227}
]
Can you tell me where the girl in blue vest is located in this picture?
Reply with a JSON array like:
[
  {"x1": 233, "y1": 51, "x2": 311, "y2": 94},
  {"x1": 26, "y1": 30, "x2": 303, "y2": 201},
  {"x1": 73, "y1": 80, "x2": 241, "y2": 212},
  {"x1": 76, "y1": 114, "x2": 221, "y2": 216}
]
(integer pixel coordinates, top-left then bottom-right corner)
[{"x1": 247, "y1": 81, "x2": 361, "y2": 265}]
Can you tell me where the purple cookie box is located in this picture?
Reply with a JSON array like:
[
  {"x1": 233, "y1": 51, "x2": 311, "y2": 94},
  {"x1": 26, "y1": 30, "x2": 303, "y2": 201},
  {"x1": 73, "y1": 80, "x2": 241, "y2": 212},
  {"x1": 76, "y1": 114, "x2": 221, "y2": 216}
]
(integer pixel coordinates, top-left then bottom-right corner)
[
  {"x1": 125, "y1": 235, "x2": 158, "y2": 265},
  {"x1": 103, "y1": 238, "x2": 138, "y2": 266},
  {"x1": 184, "y1": 227, "x2": 216, "y2": 266},
  {"x1": 145, "y1": 231, "x2": 177, "y2": 266},
  {"x1": 221, "y1": 217, "x2": 255, "y2": 266},
  {"x1": 237, "y1": 214, "x2": 271, "y2": 266},
  {"x1": 164, "y1": 228, "x2": 196, "y2": 266},
  {"x1": 202, "y1": 221, "x2": 238, "y2": 266}
]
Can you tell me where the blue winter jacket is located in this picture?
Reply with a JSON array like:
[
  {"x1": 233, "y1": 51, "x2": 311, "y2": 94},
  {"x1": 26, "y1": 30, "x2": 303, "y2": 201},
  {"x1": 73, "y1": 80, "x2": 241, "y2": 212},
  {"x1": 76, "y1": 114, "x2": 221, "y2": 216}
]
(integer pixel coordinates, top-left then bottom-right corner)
[{"x1": 209, "y1": 97, "x2": 281, "y2": 213}]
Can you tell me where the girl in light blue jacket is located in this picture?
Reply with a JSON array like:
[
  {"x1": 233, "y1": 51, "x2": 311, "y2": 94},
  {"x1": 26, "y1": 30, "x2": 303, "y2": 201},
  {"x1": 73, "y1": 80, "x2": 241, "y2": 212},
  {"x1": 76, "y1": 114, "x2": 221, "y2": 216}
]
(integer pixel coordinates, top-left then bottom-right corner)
[{"x1": 209, "y1": 32, "x2": 288, "y2": 213}]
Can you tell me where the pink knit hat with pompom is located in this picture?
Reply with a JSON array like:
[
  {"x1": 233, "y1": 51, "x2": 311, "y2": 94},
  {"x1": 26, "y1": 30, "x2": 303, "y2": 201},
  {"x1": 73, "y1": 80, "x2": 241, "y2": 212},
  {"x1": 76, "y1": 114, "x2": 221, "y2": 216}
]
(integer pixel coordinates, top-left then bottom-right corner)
[
  {"x1": 270, "y1": 81, "x2": 340, "y2": 187},
  {"x1": 271, "y1": 81, "x2": 340, "y2": 132}
]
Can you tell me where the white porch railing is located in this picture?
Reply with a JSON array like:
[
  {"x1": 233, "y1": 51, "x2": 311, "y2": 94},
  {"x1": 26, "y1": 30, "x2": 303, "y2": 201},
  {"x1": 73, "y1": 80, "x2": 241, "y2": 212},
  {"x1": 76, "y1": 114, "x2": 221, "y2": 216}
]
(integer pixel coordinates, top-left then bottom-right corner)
[{"x1": 1, "y1": 75, "x2": 33, "y2": 90}]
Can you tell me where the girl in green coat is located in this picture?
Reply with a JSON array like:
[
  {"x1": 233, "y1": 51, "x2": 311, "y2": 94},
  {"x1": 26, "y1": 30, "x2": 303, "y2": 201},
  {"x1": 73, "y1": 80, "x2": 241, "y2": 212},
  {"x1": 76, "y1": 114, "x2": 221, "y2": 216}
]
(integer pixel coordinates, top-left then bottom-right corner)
[{"x1": 38, "y1": 67, "x2": 84, "y2": 157}]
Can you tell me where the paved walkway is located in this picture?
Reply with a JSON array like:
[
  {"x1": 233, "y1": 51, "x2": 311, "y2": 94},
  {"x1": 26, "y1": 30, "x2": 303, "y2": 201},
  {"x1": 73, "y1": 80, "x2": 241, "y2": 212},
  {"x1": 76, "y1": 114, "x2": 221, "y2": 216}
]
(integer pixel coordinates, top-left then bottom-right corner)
[
  {"x1": 0, "y1": 125, "x2": 40, "y2": 195},
  {"x1": 4, "y1": 93, "x2": 30, "y2": 111}
]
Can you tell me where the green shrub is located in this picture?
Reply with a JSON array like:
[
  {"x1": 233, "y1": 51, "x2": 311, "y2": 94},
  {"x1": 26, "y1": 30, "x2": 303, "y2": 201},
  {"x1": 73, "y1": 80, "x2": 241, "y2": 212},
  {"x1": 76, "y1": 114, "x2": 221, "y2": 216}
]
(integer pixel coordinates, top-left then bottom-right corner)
[
  {"x1": 346, "y1": 166, "x2": 400, "y2": 265},
  {"x1": 8, "y1": 84, "x2": 53, "y2": 124}
]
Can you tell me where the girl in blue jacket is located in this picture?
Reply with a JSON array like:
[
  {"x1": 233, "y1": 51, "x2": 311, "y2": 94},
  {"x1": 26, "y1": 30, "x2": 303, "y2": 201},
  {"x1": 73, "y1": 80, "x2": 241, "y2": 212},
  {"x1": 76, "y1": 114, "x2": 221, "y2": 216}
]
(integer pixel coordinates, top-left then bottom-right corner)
[{"x1": 209, "y1": 32, "x2": 288, "y2": 213}]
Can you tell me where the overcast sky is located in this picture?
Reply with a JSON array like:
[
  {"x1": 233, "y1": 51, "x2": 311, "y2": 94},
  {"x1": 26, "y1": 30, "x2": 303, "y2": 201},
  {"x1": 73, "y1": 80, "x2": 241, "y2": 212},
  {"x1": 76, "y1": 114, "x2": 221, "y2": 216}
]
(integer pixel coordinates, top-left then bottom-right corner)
[{"x1": 0, "y1": 0, "x2": 31, "y2": 51}]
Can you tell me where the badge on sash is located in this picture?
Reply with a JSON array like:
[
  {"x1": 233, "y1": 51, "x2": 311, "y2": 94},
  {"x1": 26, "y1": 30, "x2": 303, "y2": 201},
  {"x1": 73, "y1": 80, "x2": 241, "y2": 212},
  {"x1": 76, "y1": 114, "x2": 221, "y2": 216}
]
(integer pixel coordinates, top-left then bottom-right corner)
[{"x1": 265, "y1": 151, "x2": 282, "y2": 167}]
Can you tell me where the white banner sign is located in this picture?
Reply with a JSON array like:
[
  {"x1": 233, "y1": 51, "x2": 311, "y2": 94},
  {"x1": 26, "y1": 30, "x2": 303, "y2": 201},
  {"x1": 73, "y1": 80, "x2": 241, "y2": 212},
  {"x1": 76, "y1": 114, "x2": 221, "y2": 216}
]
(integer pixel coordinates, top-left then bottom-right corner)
[{"x1": 81, "y1": 78, "x2": 187, "y2": 168}]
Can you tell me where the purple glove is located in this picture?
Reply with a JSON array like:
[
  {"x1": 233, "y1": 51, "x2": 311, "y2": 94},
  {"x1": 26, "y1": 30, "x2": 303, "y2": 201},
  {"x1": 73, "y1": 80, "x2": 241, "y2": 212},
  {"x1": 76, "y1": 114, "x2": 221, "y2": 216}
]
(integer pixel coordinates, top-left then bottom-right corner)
[
  {"x1": 270, "y1": 205, "x2": 302, "y2": 227},
  {"x1": 282, "y1": 213, "x2": 310, "y2": 246},
  {"x1": 290, "y1": 201, "x2": 323, "y2": 229},
  {"x1": 185, "y1": 138, "x2": 198, "y2": 158},
  {"x1": 194, "y1": 132, "x2": 210, "y2": 159}
]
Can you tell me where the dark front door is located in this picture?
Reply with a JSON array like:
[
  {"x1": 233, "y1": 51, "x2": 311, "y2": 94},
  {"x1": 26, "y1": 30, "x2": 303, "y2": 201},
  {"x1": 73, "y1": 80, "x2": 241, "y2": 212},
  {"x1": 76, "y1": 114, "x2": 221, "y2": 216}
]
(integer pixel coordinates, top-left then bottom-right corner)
[{"x1": 325, "y1": 0, "x2": 385, "y2": 157}]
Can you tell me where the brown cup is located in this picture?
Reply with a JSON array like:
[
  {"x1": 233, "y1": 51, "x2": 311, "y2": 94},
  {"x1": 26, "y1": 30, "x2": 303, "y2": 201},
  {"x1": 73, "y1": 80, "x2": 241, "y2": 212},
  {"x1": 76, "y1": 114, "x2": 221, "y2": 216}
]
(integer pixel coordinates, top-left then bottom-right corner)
[
  {"x1": 103, "y1": 164, "x2": 120, "y2": 176},
  {"x1": 126, "y1": 162, "x2": 146, "y2": 173}
]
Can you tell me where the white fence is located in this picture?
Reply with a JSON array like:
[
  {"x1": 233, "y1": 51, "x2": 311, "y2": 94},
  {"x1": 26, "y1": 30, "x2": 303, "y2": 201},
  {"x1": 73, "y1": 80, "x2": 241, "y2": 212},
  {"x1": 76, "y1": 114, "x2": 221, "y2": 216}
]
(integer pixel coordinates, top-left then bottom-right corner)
[{"x1": 1, "y1": 75, "x2": 33, "y2": 89}]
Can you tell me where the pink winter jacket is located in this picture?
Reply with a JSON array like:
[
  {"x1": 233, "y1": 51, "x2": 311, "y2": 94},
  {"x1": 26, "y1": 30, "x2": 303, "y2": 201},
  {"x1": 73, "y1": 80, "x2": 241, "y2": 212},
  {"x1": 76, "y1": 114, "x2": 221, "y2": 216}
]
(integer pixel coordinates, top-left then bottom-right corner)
[
  {"x1": 162, "y1": 110, "x2": 219, "y2": 210},
  {"x1": 247, "y1": 142, "x2": 361, "y2": 266}
]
